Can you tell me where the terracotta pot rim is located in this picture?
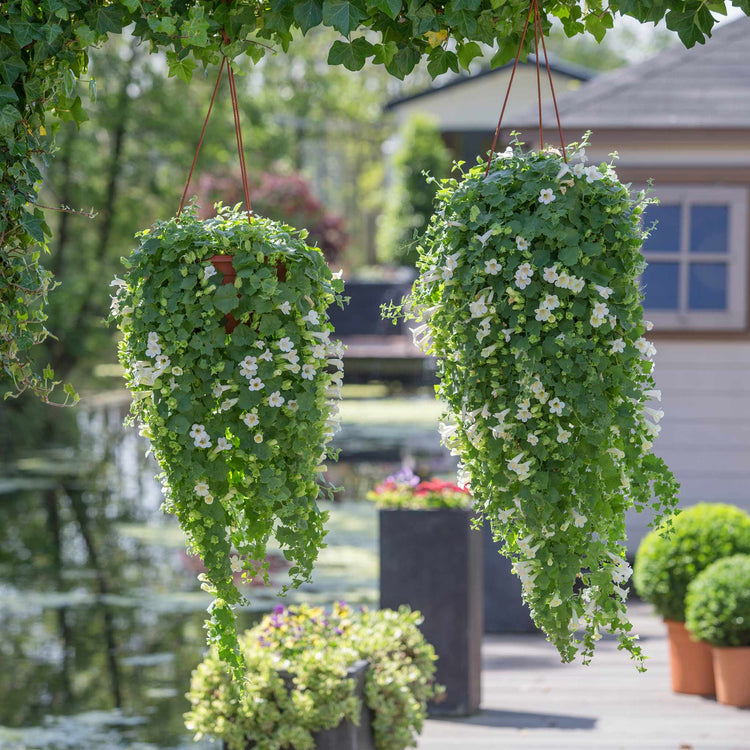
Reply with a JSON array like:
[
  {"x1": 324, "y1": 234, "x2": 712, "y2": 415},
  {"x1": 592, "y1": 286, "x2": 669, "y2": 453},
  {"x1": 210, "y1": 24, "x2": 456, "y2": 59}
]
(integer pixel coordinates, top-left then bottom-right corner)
[{"x1": 711, "y1": 644, "x2": 750, "y2": 653}]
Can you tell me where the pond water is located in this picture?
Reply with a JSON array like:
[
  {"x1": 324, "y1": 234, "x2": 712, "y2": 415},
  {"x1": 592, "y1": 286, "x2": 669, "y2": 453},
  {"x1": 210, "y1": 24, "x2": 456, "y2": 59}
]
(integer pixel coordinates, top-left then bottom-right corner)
[{"x1": 0, "y1": 392, "x2": 450, "y2": 749}]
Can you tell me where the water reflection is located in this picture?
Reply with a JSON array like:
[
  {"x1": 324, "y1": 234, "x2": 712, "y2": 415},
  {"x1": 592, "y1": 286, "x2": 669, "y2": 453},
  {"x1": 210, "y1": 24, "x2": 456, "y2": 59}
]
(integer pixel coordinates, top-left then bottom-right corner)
[{"x1": 0, "y1": 392, "x2": 444, "y2": 748}]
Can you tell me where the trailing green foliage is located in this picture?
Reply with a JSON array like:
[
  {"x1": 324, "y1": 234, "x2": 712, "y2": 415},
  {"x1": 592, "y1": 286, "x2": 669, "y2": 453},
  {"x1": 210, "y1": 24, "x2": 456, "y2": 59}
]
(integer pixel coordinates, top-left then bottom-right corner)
[
  {"x1": 634, "y1": 503, "x2": 750, "y2": 622},
  {"x1": 685, "y1": 554, "x2": 750, "y2": 648},
  {"x1": 2, "y1": 0, "x2": 748, "y2": 401},
  {"x1": 185, "y1": 602, "x2": 442, "y2": 750},
  {"x1": 110, "y1": 205, "x2": 345, "y2": 676},
  {"x1": 388, "y1": 137, "x2": 680, "y2": 668}
]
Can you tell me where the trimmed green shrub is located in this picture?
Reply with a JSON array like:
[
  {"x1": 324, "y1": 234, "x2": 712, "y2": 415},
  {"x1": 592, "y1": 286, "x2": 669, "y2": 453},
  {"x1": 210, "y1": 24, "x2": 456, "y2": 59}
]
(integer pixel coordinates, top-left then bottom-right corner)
[
  {"x1": 184, "y1": 602, "x2": 442, "y2": 750},
  {"x1": 634, "y1": 503, "x2": 750, "y2": 622},
  {"x1": 685, "y1": 555, "x2": 750, "y2": 647}
]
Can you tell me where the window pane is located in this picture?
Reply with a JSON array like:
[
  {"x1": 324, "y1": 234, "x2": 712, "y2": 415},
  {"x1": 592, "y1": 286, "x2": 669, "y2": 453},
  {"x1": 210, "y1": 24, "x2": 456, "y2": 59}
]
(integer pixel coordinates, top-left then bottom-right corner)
[
  {"x1": 642, "y1": 262, "x2": 679, "y2": 310},
  {"x1": 688, "y1": 263, "x2": 727, "y2": 310},
  {"x1": 690, "y1": 205, "x2": 729, "y2": 254},
  {"x1": 641, "y1": 205, "x2": 681, "y2": 253}
]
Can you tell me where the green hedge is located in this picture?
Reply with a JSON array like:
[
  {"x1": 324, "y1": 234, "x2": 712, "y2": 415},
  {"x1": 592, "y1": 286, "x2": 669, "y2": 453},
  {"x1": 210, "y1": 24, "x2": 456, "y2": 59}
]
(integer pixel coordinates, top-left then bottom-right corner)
[
  {"x1": 633, "y1": 503, "x2": 750, "y2": 622},
  {"x1": 685, "y1": 555, "x2": 750, "y2": 647}
]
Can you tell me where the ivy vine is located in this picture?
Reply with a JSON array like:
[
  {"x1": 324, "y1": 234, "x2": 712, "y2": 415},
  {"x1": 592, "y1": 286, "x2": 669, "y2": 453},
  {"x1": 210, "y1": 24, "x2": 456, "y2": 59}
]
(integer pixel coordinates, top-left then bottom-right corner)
[{"x1": 2, "y1": 0, "x2": 748, "y2": 401}]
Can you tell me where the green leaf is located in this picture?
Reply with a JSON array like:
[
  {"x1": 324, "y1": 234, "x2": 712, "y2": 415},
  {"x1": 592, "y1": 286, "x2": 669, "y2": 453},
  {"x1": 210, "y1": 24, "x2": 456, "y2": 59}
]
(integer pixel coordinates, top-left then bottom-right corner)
[
  {"x1": 0, "y1": 57, "x2": 27, "y2": 85},
  {"x1": 0, "y1": 85, "x2": 18, "y2": 107},
  {"x1": 559, "y1": 246, "x2": 578, "y2": 266},
  {"x1": 166, "y1": 51, "x2": 198, "y2": 83},
  {"x1": 372, "y1": 41, "x2": 398, "y2": 66},
  {"x1": 457, "y1": 41, "x2": 482, "y2": 70},
  {"x1": 214, "y1": 284, "x2": 240, "y2": 314},
  {"x1": 73, "y1": 23, "x2": 97, "y2": 47},
  {"x1": 85, "y1": 4, "x2": 126, "y2": 35},
  {"x1": 293, "y1": 0, "x2": 324, "y2": 33},
  {"x1": 19, "y1": 210, "x2": 45, "y2": 242},
  {"x1": 386, "y1": 43, "x2": 420, "y2": 80},
  {"x1": 370, "y1": 0, "x2": 401, "y2": 19},
  {"x1": 8, "y1": 19, "x2": 38, "y2": 47},
  {"x1": 0, "y1": 103, "x2": 21, "y2": 133},
  {"x1": 327, "y1": 37, "x2": 373, "y2": 71},
  {"x1": 182, "y1": 6, "x2": 210, "y2": 47},
  {"x1": 322, "y1": 0, "x2": 367, "y2": 35},
  {"x1": 665, "y1": 8, "x2": 708, "y2": 47},
  {"x1": 427, "y1": 47, "x2": 458, "y2": 77}
]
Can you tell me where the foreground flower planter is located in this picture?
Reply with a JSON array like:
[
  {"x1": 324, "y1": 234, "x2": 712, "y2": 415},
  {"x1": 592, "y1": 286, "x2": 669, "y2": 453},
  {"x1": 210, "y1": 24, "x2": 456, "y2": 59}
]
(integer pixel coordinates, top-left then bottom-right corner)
[
  {"x1": 228, "y1": 661, "x2": 374, "y2": 750},
  {"x1": 712, "y1": 647, "x2": 750, "y2": 707},
  {"x1": 379, "y1": 508, "x2": 482, "y2": 715},
  {"x1": 664, "y1": 620, "x2": 715, "y2": 695}
]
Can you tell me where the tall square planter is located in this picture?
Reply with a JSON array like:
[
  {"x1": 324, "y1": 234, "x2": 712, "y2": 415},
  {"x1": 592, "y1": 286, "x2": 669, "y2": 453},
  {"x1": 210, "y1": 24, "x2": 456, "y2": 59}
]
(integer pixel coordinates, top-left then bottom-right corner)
[
  {"x1": 379, "y1": 508, "x2": 482, "y2": 716},
  {"x1": 482, "y1": 525, "x2": 537, "y2": 633}
]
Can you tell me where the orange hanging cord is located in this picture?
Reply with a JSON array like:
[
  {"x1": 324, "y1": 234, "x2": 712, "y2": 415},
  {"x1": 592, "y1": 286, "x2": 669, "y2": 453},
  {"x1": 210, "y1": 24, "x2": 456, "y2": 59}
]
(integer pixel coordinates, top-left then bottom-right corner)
[
  {"x1": 485, "y1": 0, "x2": 568, "y2": 176},
  {"x1": 177, "y1": 38, "x2": 252, "y2": 221}
]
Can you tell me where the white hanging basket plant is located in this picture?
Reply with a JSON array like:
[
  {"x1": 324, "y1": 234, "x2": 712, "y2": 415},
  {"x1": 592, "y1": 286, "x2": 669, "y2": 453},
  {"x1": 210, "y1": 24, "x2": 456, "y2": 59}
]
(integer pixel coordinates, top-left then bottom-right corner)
[
  {"x1": 391, "y1": 136, "x2": 679, "y2": 667},
  {"x1": 110, "y1": 204, "x2": 345, "y2": 676}
]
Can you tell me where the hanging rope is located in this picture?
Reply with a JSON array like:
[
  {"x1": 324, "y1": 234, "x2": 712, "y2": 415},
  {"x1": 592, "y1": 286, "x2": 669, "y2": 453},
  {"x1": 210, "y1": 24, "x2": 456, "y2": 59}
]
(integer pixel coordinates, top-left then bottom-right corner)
[
  {"x1": 485, "y1": 0, "x2": 568, "y2": 175},
  {"x1": 177, "y1": 39, "x2": 252, "y2": 220}
]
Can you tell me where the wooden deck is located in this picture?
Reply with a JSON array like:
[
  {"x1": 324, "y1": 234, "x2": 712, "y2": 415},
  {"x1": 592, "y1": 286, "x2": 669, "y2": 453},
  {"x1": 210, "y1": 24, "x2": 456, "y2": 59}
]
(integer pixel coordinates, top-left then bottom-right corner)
[{"x1": 418, "y1": 602, "x2": 749, "y2": 750}]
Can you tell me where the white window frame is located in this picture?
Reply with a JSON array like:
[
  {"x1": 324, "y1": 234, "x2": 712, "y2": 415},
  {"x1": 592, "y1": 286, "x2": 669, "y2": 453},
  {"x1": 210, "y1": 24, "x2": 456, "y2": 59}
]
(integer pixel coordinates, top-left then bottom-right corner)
[{"x1": 639, "y1": 185, "x2": 748, "y2": 331}]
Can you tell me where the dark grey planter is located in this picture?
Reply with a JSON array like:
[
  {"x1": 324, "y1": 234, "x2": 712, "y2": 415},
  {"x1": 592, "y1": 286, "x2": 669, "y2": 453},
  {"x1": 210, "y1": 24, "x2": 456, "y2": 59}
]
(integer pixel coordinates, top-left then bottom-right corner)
[
  {"x1": 227, "y1": 660, "x2": 374, "y2": 750},
  {"x1": 482, "y1": 525, "x2": 537, "y2": 633},
  {"x1": 379, "y1": 508, "x2": 482, "y2": 716}
]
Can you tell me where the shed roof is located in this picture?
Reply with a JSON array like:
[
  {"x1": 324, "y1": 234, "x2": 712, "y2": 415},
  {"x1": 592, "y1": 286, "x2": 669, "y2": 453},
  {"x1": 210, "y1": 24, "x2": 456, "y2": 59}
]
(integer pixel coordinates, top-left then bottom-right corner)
[{"x1": 512, "y1": 16, "x2": 750, "y2": 130}]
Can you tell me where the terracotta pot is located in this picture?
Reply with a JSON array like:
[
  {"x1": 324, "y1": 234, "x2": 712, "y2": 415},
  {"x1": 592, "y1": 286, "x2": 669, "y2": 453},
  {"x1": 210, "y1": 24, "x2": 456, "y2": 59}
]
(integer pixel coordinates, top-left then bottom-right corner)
[
  {"x1": 712, "y1": 646, "x2": 750, "y2": 707},
  {"x1": 209, "y1": 254, "x2": 286, "y2": 333},
  {"x1": 664, "y1": 619, "x2": 715, "y2": 695}
]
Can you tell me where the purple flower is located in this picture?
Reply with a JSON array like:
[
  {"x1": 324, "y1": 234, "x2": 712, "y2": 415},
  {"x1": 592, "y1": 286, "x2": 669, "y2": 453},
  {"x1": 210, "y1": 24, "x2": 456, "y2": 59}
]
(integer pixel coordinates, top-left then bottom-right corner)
[
  {"x1": 385, "y1": 466, "x2": 420, "y2": 487},
  {"x1": 273, "y1": 604, "x2": 286, "y2": 615}
]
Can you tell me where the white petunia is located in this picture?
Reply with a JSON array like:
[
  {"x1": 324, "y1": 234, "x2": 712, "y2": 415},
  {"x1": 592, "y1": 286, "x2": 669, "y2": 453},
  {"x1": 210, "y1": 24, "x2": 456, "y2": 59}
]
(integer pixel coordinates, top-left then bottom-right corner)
[
  {"x1": 584, "y1": 165, "x2": 603, "y2": 183},
  {"x1": 239, "y1": 357, "x2": 258, "y2": 378},
  {"x1": 254, "y1": 433, "x2": 263, "y2": 444},
  {"x1": 189, "y1": 423, "x2": 207, "y2": 438},
  {"x1": 516, "y1": 236, "x2": 529, "y2": 251},
  {"x1": 548, "y1": 397, "x2": 565, "y2": 416},
  {"x1": 569, "y1": 277, "x2": 585, "y2": 294},
  {"x1": 484, "y1": 259, "x2": 501, "y2": 275},
  {"x1": 230, "y1": 555, "x2": 243, "y2": 573},
  {"x1": 194, "y1": 433, "x2": 212, "y2": 449},
  {"x1": 645, "y1": 320, "x2": 654, "y2": 331},
  {"x1": 496, "y1": 508, "x2": 515, "y2": 523},
  {"x1": 212, "y1": 383, "x2": 232, "y2": 398},
  {"x1": 287, "y1": 400, "x2": 298, "y2": 412},
  {"x1": 442, "y1": 267, "x2": 454, "y2": 281},
  {"x1": 243, "y1": 412, "x2": 259, "y2": 428},
  {"x1": 279, "y1": 301, "x2": 292, "y2": 314},
  {"x1": 538, "y1": 188, "x2": 555, "y2": 204},
  {"x1": 445, "y1": 252, "x2": 460, "y2": 271},
  {"x1": 312, "y1": 344, "x2": 327, "y2": 359},
  {"x1": 146, "y1": 341, "x2": 161, "y2": 358},
  {"x1": 469, "y1": 296, "x2": 488, "y2": 318},
  {"x1": 260, "y1": 348, "x2": 273, "y2": 362},
  {"x1": 247, "y1": 377, "x2": 264, "y2": 392},
  {"x1": 610, "y1": 338, "x2": 625, "y2": 354},
  {"x1": 543, "y1": 294, "x2": 560, "y2": 310},
  {"x1": 268, "y1": 391, "x2": 285, "y2": 407},
  {"x1": 549, "y1": 593, "x2": 563, "y2": 607},
  {"x1": 147, "y1": 331, "x2": 159, "y2": 343},
  {"x1": 204, "y1": 494, "x2": 214, "y2": 505},
  {"x1": 556, "y1": 272, "x2": 571, "y2": 289},
  {"x1": 571, "y1": 162, "x2": 585, "y2": 178},
  {"x1": 515, "y1": 275, "x2": 531, "y2": 290},
  {"x1": 476, "y1": 229, "x2": 494, "y2": 247},
  {"x1": 516, "y1": 407, "x2": 532, "y2": 423},
  {"x1": 502, "y1": 328, "x2": 513, "y2": 343},
  {"x1": 301, "y1": 364, "x2": 315, "y2": 380},
  {"x1": 571, "y1": 509, "x2": 587, "y2": 528},
  {"x1": 594, "y1": 285, "x2": 613, "y2": 299},
  {"x1": 557, "y1": 427, "x2": 572, "y2": 444},
  {"x1": 543, "y1": 266, "x2": 559, "y2": 283},
  {"x1": 220, "y1": 398, "x2": 238, "y2": 412},
  {"x1": 203, "y1": 264, "x2": 217, "y2": 281},
  {"x1": 217, "y1": 437, "x2": 232, "y2": 452},
  {"x1": 643, "y1": 406, "x2": 664, "y2": 423},
  {"x1": 278, "y1": 337, "x2": 294, "y2": 352},
  {"x1": 171, "y1": 366, "x2": 183, "y2": 376},
  {"x1": 592, "y1": 302, "x2": 609, "y2": 319},
  {"x1": 535, "y1": 306, "x2": 551, "y2": 322},
  {"x1": 527, "y1": 434, "x2": 539, "y2": 446},
  {"x1": 154, "y1": 354, "x2": 170, "y2": 370},
  {"x1": 303, "y1": 310, "x2": 320, "y2": 325},
  {"x1": 556, "y1": 163, "x2": 571, "y2": 180},
  {"x1": 283, "y1": 350, "x2": 299, "y2": 364},
  {"x1": 195, "y1": 481, "x2": 210, "y2": 497}
]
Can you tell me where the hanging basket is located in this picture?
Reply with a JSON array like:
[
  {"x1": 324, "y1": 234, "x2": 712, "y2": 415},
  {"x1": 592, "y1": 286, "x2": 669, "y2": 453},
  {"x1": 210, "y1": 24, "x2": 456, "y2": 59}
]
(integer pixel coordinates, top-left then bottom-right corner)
[
  {"x1": 393, "y1": 136, "x2": 679, "y2": 667},
  {"x1": 111, "y1": 205, "x2": 345, "y2": 677}
]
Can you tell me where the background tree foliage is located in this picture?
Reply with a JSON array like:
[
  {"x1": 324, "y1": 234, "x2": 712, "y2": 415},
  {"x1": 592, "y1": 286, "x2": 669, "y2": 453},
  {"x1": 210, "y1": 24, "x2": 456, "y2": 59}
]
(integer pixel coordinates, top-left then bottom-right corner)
[{"x1": 2, "y1": 0, "x2": 749, "y2": 403}]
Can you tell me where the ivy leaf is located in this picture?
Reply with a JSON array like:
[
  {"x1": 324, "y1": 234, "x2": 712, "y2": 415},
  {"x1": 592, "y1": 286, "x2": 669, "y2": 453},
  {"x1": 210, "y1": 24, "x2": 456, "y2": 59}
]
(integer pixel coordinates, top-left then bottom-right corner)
[
  {"x1": 293, "y1": 0, "x2": 324, "y2": 33},
  {"x1": 19, "y1": 210, "x2": 46, "y2": 242},
  {"x1": 85, "y1": 4, "x2": 126, "y2": 35},
  {"x1": 372, "y1": 41, "x2": 398, "y2": 66},
  {"x1": 386, "y1": 43, "x2": 420, "y2": 80},
  {"x1": 8, "y1": 20, "x2": 38, "y2": 47},
  {"x1": 665, "y1": 8, "x2": 708, "y2": 47},
  {"x1": 182, "y1": 6, "x2": 210, "y2": 47},
  {"x1": 0, "y1": 85, "x2": 18, "y2": 107},
  {"x1": 322, "y1": 0, "x2": 367, "y2": 35},
  {"x1": 457, "y1": 41, "x2": 482, "y2": 70},
  {"x1": 166, "y1": 51, "x2": 198, "y2": 83},
  {"x1": 370, "y1": 0, "x2": 401, "y2": 19},
  {"x1": 427, "y1": 46, "x2": 459, "y2": 77},
  {"x1": 327, "y1": 37, "x2": 373, "y2": 71},
  {"x1": 0, "y1": 103, "x2": 21, "y2": 133}
]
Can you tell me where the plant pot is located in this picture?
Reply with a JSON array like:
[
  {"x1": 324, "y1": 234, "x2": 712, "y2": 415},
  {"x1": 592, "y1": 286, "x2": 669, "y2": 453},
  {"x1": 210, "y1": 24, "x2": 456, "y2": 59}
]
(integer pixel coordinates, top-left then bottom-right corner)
[
  {"x1": 379, "y1": 508, "x2": 482, "y2": 716},
  {"x1": 482, "y1": 525, "x2": 536, "y2": 633},
  {"x1": 226, "y1": 660, "x2": 374, "y2": 750},
  {"x1": 210, "y1": 254, "x2": 287, "y2": 333},
  {"x1": 712, "y1": 646, "x2": 750, "y2": 707},
  {"x1": 664, "y1": 619, "x2": 715, "y2": 695}
]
